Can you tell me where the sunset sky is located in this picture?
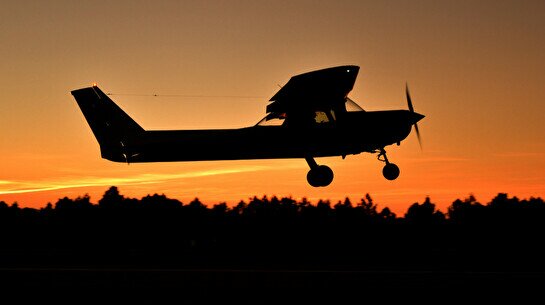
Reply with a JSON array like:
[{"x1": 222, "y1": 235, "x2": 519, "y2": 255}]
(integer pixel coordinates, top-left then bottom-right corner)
[{"x1": 1, "y1": 0, "x2": 544, "y2": 215}]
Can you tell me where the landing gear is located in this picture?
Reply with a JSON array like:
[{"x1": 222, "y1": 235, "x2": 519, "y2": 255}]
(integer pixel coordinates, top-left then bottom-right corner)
[
  {"x1": 382, "y1": 163, "x2": 400, "y2": 180},
  {"x1": 377, "y1": 148, "x2": 400, "y2": 180},
  {"x1": 307, "y1": 165, "x2": 334, "y2": 187},
  {"x1": 305, "y1": 157, "x2": 334, "y2": 187}
]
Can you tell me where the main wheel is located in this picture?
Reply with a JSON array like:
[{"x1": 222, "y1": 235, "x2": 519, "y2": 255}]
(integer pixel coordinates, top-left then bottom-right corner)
[
  {"x1": 382, "y1": 163, "x2": 400, "y2": 180},
  {"x1": 307, "y1": 165, "x2": 334, "y2": 187}
]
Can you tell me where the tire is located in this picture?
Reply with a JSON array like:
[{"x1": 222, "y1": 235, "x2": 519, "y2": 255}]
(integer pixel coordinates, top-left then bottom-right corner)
[{"x1": 382, "y1": 163, "x2": 400, "y2": 180}]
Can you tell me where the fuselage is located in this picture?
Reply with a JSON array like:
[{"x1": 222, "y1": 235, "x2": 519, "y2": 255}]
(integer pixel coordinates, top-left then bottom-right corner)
[
  {"x1": 102, "y1": 110, "x2": 423, "y2": 163},
  {"x1": 71, "y1": 66, "x2": 425, "y2": 186}
]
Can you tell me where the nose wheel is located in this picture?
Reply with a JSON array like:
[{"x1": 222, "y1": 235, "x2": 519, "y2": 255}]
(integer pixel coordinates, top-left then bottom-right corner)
[
  {"x1": 305, "y1": 157, "x2": 334, "y2": 187},
  {"x1": 378, "y1": 149, "x2": 400, "y2": 180}
]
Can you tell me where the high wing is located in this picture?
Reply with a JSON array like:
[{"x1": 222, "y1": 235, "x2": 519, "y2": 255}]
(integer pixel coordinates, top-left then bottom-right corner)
[{"x1": 266, "y1": 65, "x2": 360, "y2": 118}]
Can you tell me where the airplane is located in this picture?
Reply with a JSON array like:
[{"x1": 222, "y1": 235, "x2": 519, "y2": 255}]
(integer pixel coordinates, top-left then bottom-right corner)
[{"x1": 71, "y1": 65, "x2": 424, "y2": 187}]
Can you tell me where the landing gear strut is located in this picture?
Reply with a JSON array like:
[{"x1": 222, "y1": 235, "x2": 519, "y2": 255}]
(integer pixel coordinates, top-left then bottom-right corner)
[
  {"x1": 305, "y1": 157, "x2": 334, "y2": 187},
  {"x1": 377, "y1": 148, "x2": 400, "y2": 180}
]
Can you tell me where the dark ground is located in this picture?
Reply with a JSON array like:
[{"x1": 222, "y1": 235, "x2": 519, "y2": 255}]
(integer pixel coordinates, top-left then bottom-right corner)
[
  {"x1": 1, "y1": 245, "x2": 544, "y2": 304},
  {"x1": 2, "y1": 192, "x2": 545, "y2": 303},
  {"x1": 1, "y1": 267, "x2": 544, "y2": 304}
]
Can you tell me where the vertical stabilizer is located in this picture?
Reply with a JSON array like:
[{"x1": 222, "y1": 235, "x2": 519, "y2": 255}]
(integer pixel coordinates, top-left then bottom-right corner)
[{"x1": 71, "y1": 85, "x2": 144, "y2": 162}]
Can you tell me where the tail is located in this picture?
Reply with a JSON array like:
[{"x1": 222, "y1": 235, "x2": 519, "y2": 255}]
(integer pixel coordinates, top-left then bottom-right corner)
[{"x1": 71, "y1": 85, "x2": 144, "y2": 162}]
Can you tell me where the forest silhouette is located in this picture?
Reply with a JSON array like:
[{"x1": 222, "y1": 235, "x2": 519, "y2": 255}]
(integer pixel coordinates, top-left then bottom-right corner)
[{"x1": 1, "y1": 186, "x2": 544, "y2": 272}]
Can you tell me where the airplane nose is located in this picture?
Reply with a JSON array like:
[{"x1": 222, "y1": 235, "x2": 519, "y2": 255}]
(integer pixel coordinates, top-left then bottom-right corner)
[{"x1": 410, "y1": 112, "x2": 425, "y2": 124}]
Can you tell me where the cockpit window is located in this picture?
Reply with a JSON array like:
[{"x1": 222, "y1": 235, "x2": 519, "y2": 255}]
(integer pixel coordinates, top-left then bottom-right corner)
[
  {"x1": 314, "y1": 111, "x2": 330, "y2": 124},
  {"x1": 346, "y1": 97, "x2": 365, "y2": 112},
  {"x1": 257, "y1": 101, "x2": 360, "y2": 127}
]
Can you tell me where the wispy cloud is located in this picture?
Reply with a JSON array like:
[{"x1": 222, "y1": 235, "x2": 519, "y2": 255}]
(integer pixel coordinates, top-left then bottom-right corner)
[
  {"x1": 493, "y1": 152, "x2": 545, "y2": 158},
  {"x1": 0, "y1": 166, "x2": 270, "y2": 195}
]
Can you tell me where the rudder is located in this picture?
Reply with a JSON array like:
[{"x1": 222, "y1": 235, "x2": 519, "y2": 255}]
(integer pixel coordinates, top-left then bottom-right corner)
[{"x1": 71, "y1": 85, "x2": 144, "y2": 162}]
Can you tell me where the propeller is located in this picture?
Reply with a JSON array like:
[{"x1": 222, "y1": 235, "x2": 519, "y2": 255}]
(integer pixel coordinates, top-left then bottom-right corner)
[{"x1": 406, "y1": 83, "x2": 422, "y2": 150}]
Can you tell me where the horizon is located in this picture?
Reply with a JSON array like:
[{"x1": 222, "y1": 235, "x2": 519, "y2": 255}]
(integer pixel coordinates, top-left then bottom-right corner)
[{"x1": 2, "y1": 185, "x2": 540, "y2": 217}]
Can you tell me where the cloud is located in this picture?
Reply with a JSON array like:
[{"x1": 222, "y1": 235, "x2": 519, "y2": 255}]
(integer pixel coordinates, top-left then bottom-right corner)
[
  {"x1": 493, "y1": 152, "x2": 545, "y2": 158},
  {"x1": 0, "y1": 165, "x2": 270, "y2": 195}
]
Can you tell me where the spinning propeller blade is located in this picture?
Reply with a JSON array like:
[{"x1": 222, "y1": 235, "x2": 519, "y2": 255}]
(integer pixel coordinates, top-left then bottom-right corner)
[{"x1": 406, "y1": 83, "x2": 422, "y2": 150}]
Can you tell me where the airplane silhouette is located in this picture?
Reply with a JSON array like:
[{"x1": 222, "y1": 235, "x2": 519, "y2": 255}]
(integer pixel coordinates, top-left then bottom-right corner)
[{"x1": 71, "y1": 65, "x2": 424, "y2": 187}]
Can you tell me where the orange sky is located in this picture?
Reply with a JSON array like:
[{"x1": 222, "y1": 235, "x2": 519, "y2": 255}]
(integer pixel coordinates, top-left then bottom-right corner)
[{"x1": 1, "y1": 1, "x2": 544, "y2": 215}]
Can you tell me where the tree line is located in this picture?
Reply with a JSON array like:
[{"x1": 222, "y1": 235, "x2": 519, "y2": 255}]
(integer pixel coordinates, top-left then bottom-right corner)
[{"x1": 0, "y1": 186, "x2": 544, "y2": 270}]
